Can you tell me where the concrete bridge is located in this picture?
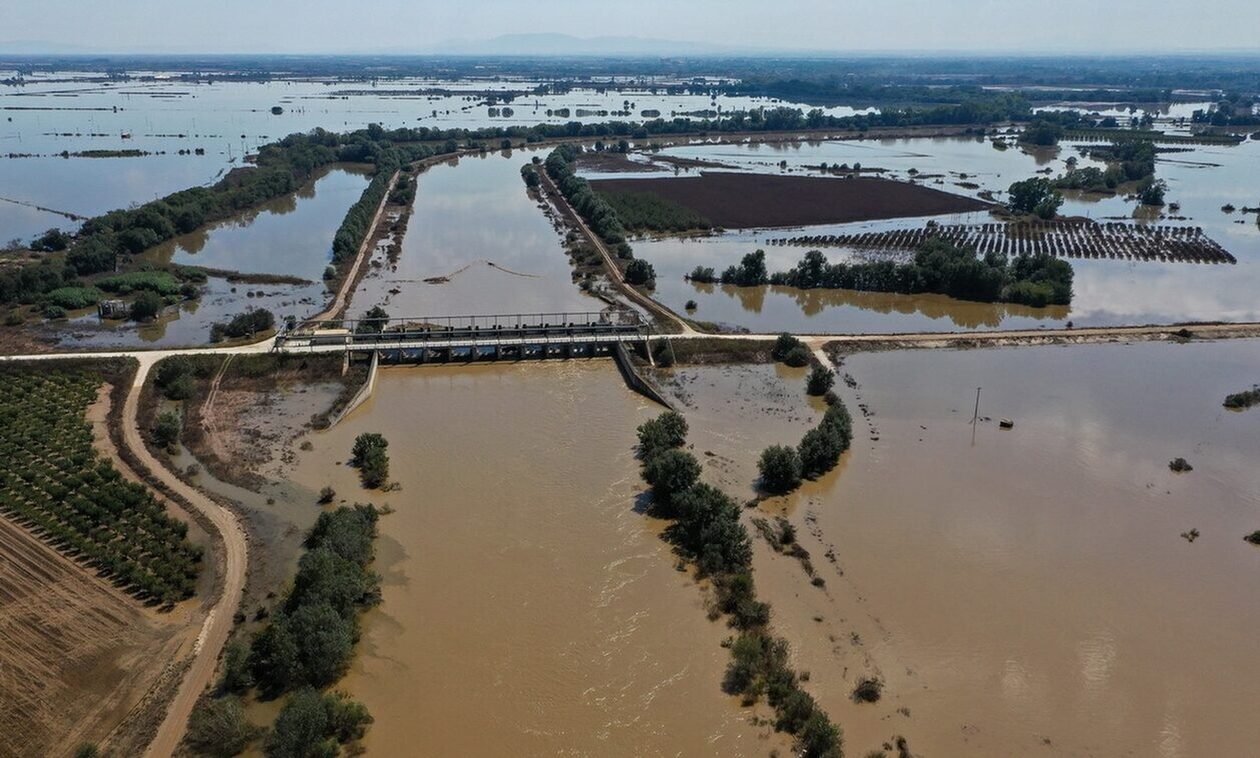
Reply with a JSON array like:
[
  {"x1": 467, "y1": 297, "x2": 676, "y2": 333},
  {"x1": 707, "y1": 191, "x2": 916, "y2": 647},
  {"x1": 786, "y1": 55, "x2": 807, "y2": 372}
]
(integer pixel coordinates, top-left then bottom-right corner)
[{"x1": 274, "y1": 309, "x2": 652, "y2": 363}]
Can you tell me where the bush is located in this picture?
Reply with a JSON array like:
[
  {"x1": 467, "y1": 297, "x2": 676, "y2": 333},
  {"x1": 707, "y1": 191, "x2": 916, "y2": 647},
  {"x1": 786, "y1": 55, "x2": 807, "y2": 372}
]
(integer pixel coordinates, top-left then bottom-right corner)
[
  {"x1": 130, "y1": 290, "x2": 164, "y2": 321},
  {"x1": 218, "y1": 639, "x2": 253, "y2": 694},
  {"x1": 318, "y1": 486, "x2": 336, "y2": 504},
  {"x1": 759, "y1": 445, "x2": 802, "y2": 493},
  {"x1": 852, "y1": 676, "x2": 883, "y2": 703},
  {"x1": 186, "y1": 696, "x2": 262, "y2": 757},
  {"x1": 771, "y1": 333, "x2": 804, "y2": 362},
  {"x1": 210, "y1": 308, "x2": 275, "y2": 342},
  {"x1": 42, "y1": 304, "x2": 67, "y2": 320},
  {"x1": 153, "y1": 410, "x2": 182, "y2": 449},
  {"x1": 265, "y1": 689, "x2": 372, "y2": 758},
  {"x1": 351, "y1": 433, "x2": 390, "y2": 489},
  {"x1": 43, "y1": 286, "x2": 103, "y2": 310},
  {"x1": 1223, "y1": 386, "x2": 1260, "y2": 410},
  {"x1": 1169, "y1": 457, "x2": 1193, "y2": 473},
  {"x1": 783, "y1": 345, "x2": 812, "y2": 368},
  {"x1": 806, "y1": 365, "x2": 834, "y2": 396}
]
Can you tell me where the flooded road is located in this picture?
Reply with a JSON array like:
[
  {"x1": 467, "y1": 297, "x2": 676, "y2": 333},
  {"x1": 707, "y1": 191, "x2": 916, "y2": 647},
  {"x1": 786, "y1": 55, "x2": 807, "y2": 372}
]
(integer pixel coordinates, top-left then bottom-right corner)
[
  {"x1": 288, "y1": 362, "x2": 781, "y2": 756},
  {"x1": 661, "y1": 340, "x2": 1260, "y2": 756}
]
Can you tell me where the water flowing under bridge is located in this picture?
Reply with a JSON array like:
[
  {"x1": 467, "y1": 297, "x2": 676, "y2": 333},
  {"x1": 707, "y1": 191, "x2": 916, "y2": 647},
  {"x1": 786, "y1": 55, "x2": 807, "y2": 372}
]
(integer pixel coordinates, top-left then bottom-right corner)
[{"x1": 274, "y1": 308, "x2": 653, "y2": 363}]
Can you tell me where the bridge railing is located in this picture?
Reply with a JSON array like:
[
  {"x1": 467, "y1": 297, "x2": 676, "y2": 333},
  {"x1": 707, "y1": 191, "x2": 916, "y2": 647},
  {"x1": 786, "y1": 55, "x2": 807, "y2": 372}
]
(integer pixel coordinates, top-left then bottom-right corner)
[{"x1": 275, "y1": 308, "x2": 650, "y2": 349}]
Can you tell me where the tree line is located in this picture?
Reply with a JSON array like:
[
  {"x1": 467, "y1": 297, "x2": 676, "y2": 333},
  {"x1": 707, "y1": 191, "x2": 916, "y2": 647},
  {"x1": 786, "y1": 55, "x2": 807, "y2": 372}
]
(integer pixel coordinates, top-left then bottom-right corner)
[
  {"x1": 635, "y1": 410, "x2": 844, "y2": 757},
  {"x1": 771, "y1": 239, "x2": 1073, "y2": 307}
]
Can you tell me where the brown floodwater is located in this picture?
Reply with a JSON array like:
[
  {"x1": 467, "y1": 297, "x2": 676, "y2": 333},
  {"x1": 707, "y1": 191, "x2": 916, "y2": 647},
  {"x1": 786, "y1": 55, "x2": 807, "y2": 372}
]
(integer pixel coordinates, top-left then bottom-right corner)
[
  {"x1": 286, "y1": 362, "x2": 787, "y2": 756},
  {"x1": 658, "y1": 340, "x2": 1260, "y2": 756}
]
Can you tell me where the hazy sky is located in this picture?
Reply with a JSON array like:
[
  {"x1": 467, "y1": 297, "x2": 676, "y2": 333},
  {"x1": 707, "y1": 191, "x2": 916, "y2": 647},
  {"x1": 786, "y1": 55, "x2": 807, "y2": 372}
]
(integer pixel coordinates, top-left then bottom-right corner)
[{"x1": 6, "y1": 0, "x2": 1260, "y2": 54}]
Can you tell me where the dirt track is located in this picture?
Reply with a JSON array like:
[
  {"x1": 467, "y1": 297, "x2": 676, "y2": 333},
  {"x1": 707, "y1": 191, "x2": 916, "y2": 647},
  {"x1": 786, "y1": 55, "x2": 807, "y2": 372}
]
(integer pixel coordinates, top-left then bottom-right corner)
[
  {"x1": 590, "y1": 173, "x2": 992, "y2": 229},
  {"x1": 122, "y1": 356, "x2": 248, "y2": 758}
]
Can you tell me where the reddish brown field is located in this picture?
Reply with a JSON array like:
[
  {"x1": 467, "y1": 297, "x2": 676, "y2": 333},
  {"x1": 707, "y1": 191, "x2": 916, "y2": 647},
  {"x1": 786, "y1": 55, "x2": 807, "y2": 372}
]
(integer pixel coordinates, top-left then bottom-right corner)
[{"x1": 590, "y1": 172, "x2": 992, "y2": 228}]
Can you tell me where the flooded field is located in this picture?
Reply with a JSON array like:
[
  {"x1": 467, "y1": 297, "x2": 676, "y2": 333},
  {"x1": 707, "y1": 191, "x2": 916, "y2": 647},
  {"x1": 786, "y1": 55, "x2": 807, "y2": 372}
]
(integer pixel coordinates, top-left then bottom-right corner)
[
  {"x1": 141, "y1": 163, "x2": 370, "y2": 280},
  {"x1": 286, "y1": 362, "x2": 784, "y2": 756},
  {"x1": 661, "y1": 339, "x2": 1260, "y2": 756},
  {"x1": 0, "y1": 71, "x2": 871, "y2": 242},
  {"x1": 350, "y1": 150, "x2": 597, "y2": 317},
  {"x1": 627, "y1": 137, "x2": 1260, "y2": 332}
]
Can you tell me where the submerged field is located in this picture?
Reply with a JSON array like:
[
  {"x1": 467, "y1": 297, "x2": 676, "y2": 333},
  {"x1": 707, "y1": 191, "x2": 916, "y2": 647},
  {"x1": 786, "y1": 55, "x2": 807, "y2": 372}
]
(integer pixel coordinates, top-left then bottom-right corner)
[
  {"x1": 654, "y1": 339, "x2": 1260, "y2": 756},
  {"x1": 591, "y1": 172, "x2": 992, "y2": 229}
]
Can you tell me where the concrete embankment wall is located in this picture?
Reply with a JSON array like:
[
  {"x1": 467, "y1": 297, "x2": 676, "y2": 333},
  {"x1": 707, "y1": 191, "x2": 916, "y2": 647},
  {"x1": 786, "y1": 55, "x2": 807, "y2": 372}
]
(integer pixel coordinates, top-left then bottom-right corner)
[
  {"x1": 328, "y1": 350, "x2": 379, "y2": 427},
  {"x1": 614, "y1": 343, "x2": 675, "y2": 410}
]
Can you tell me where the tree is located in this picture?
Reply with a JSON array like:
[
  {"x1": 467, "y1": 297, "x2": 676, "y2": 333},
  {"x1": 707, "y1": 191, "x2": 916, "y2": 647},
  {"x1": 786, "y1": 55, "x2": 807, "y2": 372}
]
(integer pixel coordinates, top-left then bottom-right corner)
[
  {"x1": 636, "y1": 411, "x2": 688, "y2": 459},
  {"x1": 265, "y1": 689, "x2": 334, "y2": 758},
  {"x1": 153, "y1": 410, "x2": 181, "y2": 449},
  {"x1": 351, "y1": 433, "x2": 388, "y2": 468},
  {"x1": 1138, "y1": 178, "x2": 1167, "y2": 206},
  {"x1": 186, "y1": 696, "x2": 263, "y2": 758},
  {"x1": 355, "y1": 305, "x2": 389, "y2": 335},
  {"x1": 625, "y1": 258, "x2": 656, "y2": 287},
  {"x1": 783, "y1": 344, "x2": 812, "y2": 368},
  {"x1": 131, "y1": 290, "x2": 164, "y2": 321},
  {"x1": 218, "y1": 639, "x2": 253, "y2": 694},
  {"x1": 642, "y1": 449, "x2": 701, "y2": 511},
  {"x1": 806, "y1": 365, "x2": 834, "y2": 396},
  {"x1": 759, "y1": 445, "x2": 802, "y2": 493},
  {"x1": 1006, "y1": 177, "x2": 1063, "y2": 218},
  {"x1": 771, "y1": 333, "x2": 804, "y2": 362},
  {"x1": 798, "y1": 710, "x2": 843, "y2": 757}
]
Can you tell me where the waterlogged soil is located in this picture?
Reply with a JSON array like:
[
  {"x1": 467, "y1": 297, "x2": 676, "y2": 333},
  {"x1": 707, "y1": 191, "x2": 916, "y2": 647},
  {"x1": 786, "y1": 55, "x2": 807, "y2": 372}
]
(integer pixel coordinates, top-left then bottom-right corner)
[
  {"x1": 660, "y1": 339, "x2": 1260, "y2": 756},
  {"x1": 590, "y1": 173, "x2": 991, "y2": 229},
  {"x1": 632, "y1": 137, "x2": 1260, "y2": 333},
  {"x1": 286, "y1": 362, "x2": 790, "y2": 756}
]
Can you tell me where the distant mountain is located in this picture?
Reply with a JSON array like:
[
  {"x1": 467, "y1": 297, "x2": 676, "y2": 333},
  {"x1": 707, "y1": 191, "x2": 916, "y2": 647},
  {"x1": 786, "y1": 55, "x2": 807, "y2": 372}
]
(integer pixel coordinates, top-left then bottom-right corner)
[{"x1": 427, "y1": 33, "x2": 760, "y2": 57}]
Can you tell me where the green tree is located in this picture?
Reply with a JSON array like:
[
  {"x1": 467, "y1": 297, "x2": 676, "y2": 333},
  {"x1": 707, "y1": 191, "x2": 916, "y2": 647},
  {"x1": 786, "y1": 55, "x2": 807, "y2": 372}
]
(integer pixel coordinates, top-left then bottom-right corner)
[
  {"x1": 131, "y1": 290, "x2": 164, "y2": 321},
  {"x1": 1006, "y1": 177, "x2": 1063, "y2": 218},
  {"x1": 759, "y1": 445, "x2": 802, "y2": 493},
  {"x1": 218, "y1": 639, "x2": 254, "y2": 694},
  {"x1": 265, "y1": 689, "x2": 334, "y2": 758},
  {"x1": 636, "y1": 411, "x2": 688, "y2": 459},
  {"x1": 771, "y1": 333, "x2": 805, "y2": 362},
  {"x1": 806, "y1": 365, "x2": 834, "y2": 396},
  {"x1": 642, "y1": 449, "x2": 701, "y2": 511},
  {"x1": 625, "y1": 258, "x2": 656, "y2": 287},
  {"x1": 153, "y1": 410, "x2": 182, "y2": 449}
]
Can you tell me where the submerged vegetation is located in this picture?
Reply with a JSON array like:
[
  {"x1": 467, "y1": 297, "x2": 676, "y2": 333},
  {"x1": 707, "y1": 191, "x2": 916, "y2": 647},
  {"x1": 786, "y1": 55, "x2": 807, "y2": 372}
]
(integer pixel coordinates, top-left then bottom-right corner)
[
  {"x1": 634, "y1": 410, "x2": 843, "y2": 756},
  {"x1": 0, "y1": 364, "x2": 202, "y2": 604},
  {"x1": 350, "y1": 432, "x2": 390, "y2": 489},
  {"x1": 1223, "y1": 386, "x2": 1260, "y2": 410},
  {"x1": 596, "y1": 189, "x2": 712, "y2": 233}
]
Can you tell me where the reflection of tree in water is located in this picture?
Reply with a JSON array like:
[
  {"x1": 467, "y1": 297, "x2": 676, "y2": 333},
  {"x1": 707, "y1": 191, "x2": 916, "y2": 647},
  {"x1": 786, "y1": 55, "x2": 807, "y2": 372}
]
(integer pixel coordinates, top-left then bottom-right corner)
[{"x1": 697, "y1": 279, "x2": 1068, "y2": 330}]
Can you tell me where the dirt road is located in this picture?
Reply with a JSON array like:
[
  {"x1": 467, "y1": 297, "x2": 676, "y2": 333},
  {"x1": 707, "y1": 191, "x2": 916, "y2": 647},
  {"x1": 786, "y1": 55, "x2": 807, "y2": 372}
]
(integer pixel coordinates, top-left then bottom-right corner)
[{"x1": 119, "y1": 355, "x2": 248, "y2": 758}]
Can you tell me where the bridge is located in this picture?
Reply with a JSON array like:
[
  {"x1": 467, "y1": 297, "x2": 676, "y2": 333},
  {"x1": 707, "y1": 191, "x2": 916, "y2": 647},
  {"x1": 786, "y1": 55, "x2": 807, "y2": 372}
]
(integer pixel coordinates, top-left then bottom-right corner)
[{"x1": 274, "y1": 309, "x2": 653, "y2": 363}]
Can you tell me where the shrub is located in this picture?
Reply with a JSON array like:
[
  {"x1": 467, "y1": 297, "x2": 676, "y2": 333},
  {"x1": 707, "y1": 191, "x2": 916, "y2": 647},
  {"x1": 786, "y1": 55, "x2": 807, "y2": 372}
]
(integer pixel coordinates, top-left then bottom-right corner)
[
  {"x1": 43, "y1": 286, "x2": 103, "y2": 310},
  {"x1": 783, "y1": 345, "x2": 812, "y2": 368},
  {"x1": 351, "y1": 433, "x2": 390, "y2": 489},
  {"x1": 1223, "y1": 386, "x2": 1260, "y2": 410},
  {"x1": 771, "y1": 333, "x2": 805, "y2": 362},
  {"x1": 318, "y1": 486, "x2": 336, "y2": 504},
  {"x1": 218, "y1": 639, "x2": 253, "y2": 694},
  {"x1": 1245, "y1": 531, "x2": 1260, "y2": 546},
  {"x1": 130, "y1": 290, "x2": 164, "y2": 321},
  {"x1": 210, "y1": 308, "x2": 274, "y2": 342},
  {"x1": 153, "y1": 410, "x2": 182, "y2": 449},
  {"x1": 759, "y1": 445, "x2": 802, "y2": 493},
  {"x1": 1169, "y1": 457, "x2": 1193, "y2": 473},
  {"x1": 852, "y1": 676, "x2": 883, "y2": 703},
  {"x1": 625, "y1": 258, "x2": 656, "y2": 287},
  {"x1": 806, "y1": 365, "x2": 834, "y2": 396},
  {"x1": 186, "y1": 696, "x2": 262, "y2": 758}
]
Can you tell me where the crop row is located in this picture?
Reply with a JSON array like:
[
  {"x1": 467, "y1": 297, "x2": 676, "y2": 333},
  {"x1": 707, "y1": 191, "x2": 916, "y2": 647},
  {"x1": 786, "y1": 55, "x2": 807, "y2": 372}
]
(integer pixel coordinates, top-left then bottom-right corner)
[{"x1": 0, "y1": 369, "x2": 201, "y2": 605}]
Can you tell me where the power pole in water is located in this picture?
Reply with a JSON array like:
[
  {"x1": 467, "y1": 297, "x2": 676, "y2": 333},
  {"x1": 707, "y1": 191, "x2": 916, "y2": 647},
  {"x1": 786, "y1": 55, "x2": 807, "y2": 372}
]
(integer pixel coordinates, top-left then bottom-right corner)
[{"x1": 971, "y1": 386, "x2": 981, "y2": 446}]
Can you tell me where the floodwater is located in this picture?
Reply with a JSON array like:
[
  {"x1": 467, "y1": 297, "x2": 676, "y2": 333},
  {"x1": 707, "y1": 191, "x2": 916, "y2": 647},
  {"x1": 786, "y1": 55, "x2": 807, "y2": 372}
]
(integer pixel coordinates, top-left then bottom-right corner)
[
  {"x1": 661, "y1": 339, "x2": 1260, "y2": 756},
  {"x1": 287, "y1": 362, "x2": 785, "y2": 755},
  {"x1": 0, "y1": 70, "x2": 872, "y2": 241},
  {"x1": 349, "y1": 150, "x2": 599, "y2": 318},
  {"x1": 627, "y1": 136, "x2": 1260, "y2": 333},
  {"x1": 141, "y1": 163, "x2": 370, "y2": 281}
]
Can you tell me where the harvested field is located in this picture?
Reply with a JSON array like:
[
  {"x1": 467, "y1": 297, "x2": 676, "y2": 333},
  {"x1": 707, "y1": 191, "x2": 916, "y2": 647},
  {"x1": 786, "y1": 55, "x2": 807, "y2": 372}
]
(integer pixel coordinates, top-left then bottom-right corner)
[
  {"x1": 769, "y1": 220, "x2": 1237, "y2": 264},
  {"x1": 0, "y1": 497, "x2": 187, "y2": 757},
  {"x1": 589, "y1": 173, "x2": 992, "y2": 228}
]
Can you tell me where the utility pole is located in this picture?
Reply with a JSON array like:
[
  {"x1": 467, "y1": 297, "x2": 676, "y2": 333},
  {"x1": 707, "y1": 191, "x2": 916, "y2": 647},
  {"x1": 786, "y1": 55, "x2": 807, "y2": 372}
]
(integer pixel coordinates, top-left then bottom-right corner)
[{"x1": 971, "y1": 386, "x2": 981, "y2": 446}]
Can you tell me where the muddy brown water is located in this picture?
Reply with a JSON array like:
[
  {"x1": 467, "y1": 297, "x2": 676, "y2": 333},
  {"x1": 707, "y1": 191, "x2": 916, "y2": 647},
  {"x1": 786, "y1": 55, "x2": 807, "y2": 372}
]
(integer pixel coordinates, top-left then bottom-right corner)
[
  {"x1": 286, "y1": 362, "x2": 788, "y2": 756},
  {"x1": 660, "y1": 339, "x2": 1260, "y2": 756}
]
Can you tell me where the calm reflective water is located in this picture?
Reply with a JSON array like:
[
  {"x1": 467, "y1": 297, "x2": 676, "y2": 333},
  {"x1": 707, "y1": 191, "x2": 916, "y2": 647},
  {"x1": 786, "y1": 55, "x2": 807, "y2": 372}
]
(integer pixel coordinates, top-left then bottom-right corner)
[
  {"x1": 629, "y1": 137, "x2": 1260, "y2": 332},
  {"x1": 661, "y1": 339, "x2": 1260, "y2": 756}
]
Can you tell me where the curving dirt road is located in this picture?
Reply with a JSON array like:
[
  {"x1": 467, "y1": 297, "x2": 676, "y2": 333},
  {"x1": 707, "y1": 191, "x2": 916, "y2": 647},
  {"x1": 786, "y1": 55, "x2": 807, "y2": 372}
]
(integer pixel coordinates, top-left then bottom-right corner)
[{"x1": 120, "y1": 355, "x2": 248, "y2": 758}]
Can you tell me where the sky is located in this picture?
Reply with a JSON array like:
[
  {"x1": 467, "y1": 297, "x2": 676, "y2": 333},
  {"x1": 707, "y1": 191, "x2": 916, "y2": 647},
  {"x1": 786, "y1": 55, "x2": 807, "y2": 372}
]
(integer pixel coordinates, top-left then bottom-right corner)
[{"x1": 4, "y1": 0, "x2": 1260, "y2": 55}]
